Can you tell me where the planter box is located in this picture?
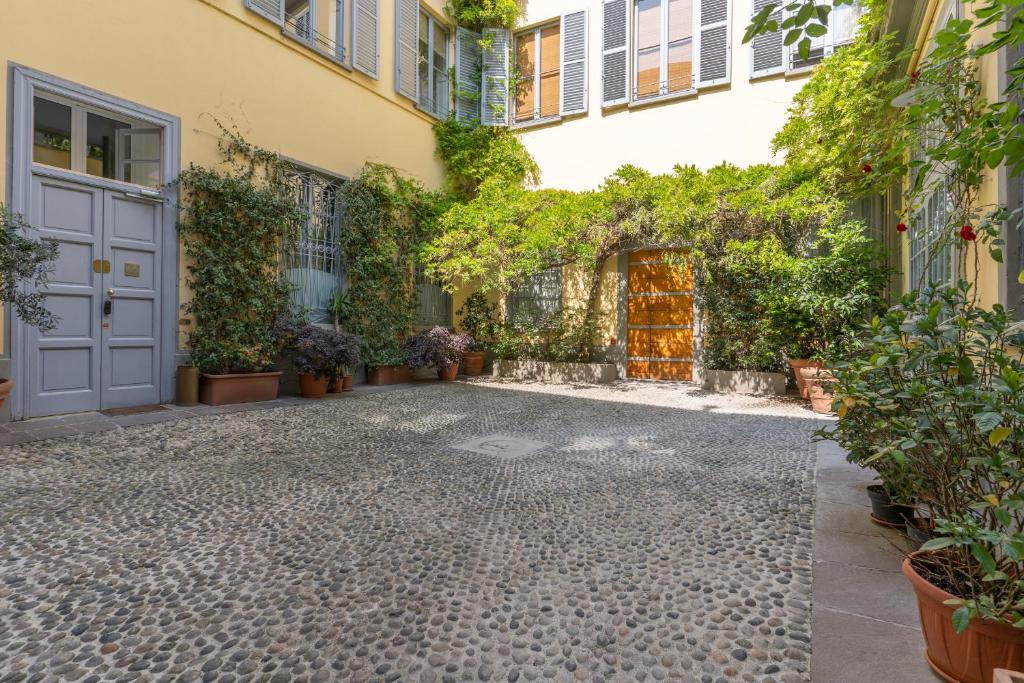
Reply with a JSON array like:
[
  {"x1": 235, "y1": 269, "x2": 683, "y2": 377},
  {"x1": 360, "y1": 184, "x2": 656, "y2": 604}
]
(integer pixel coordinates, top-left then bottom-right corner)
[
  {"x1": 701, "y1": 369, "x2": 787, "y2": 396},
  {"x1": 493, "y1": 360, "x2": 618, "y2": 384},
  {"x1": 367, "y1": 364, "x2": 413, "y2": 385},
  {"x1": 199, "y1": 371, "x2": 282, "y2": 406}
]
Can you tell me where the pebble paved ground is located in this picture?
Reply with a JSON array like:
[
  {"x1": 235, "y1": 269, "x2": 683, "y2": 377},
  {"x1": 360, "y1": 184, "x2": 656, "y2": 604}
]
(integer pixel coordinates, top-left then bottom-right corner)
[{"x1": 0, "y1": 381, "x2": 819, "y2": 682}]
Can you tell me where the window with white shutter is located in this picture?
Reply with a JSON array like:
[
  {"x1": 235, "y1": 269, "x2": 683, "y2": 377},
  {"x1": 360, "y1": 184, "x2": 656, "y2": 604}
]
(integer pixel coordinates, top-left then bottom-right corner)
[
  {"x1": 352, "y1": 0, "x2": 380, "y2": 78},
  {"x1": 481, "y1": 28, "x2": 510, "y2": 126},
  {"x1": 395, "y1": 0, "x2": 419, "y2": 99},
  {"x1": 246, "y1": 0, "x2": 285, "y2": 25},
  {"x1": 602, "y1": 0, "x2": 630, "y2": 107},
  {"x1": 560, "y1": 10, "x2": 588, "y2": 115},
  {"x1": 696, "y1": 0, "x2": 730, "y2": 87},
  {"x1": 749, "y1": 0, "x2": 784, "y2": 78},
  {"x1": 455, "y1": 27, "x2": 483, "y2": 123}
]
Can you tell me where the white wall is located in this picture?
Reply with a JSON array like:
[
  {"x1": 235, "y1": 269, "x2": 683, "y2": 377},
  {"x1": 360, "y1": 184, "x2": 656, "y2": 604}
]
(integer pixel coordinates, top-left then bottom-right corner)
[{"x1": 515, "y1": 0, "x2": 812, "y2": 190}]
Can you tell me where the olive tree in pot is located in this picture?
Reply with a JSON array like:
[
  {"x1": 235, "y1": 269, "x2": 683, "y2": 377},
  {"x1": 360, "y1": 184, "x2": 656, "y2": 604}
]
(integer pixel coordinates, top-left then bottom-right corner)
[
  {"x1": 824, "y1": 283, "x2": 1024, "y2": 682},
  {"x1": 328, "y1": 291, "x2": 360, "y2": 390},
  {"x1": 456, "y1": 292, "x2": 498, "y2": 376},
  {"x1": 0, "y1": 206, "x2": 59, "y2": 411},
  {"x1": 403, "y1": 326, "x2": 473, "y2": 380}
]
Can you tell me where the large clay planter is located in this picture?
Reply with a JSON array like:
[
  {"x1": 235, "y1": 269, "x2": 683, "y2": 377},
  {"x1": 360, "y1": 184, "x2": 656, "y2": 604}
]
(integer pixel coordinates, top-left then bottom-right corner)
[
  {"x1": 0, "y1": 378, "x2": 12, "y2": 413},
  {"x1": 341, "y1": 375, "x2": 354, "y2": 392},
  {"x1": 904, "y1": 552, "x2": 1024, "y2": 683},
  {"x1": 800, "y1": 367, "x2": 835, "y2": 414},
  {"x1": 299, "y1": 373, "x2": 329, "y2": 398},
  {"x1": 438, "y1": 363, "x2": 459, "y2": 381},
  {"x1": 199, "y1": 371, "x2": 281, "y2": 406},
  {"x1": 367, "y1": 364, "x2": 413, "y2": 386},
  {"x1": 462, "y1": 351, "x2": 485, "y2": 376},
  {"x1": 788, "y1": 359, "x2": 822, "y2": 399}
]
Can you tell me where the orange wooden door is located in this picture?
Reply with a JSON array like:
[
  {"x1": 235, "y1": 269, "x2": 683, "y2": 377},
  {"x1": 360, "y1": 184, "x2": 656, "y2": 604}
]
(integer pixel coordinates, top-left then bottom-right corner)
[{"x1": 627, "y1": 249, "x2": 694, "y2": 380}]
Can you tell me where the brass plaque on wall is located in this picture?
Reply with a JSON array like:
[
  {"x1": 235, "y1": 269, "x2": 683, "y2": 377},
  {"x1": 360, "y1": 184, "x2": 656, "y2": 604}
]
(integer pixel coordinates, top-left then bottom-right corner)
[{"x1": 124, "y1": 263, "x2": 141, "y2": 278}]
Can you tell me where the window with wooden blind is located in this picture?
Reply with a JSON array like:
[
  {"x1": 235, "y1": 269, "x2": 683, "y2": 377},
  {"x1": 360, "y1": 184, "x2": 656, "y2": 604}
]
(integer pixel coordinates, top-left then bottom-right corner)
[
  {"x1": 514, "y1": 22, "x2": 561, "y2": 123},
  {"x1": 635, "y1": 0, "x2": 693, "y2": 100}
]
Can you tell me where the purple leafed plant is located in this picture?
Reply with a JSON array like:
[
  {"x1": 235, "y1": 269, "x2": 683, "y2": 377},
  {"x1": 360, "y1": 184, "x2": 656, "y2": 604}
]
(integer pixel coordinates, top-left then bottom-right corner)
[{"x1": 403, "y1": 326, "x2": 473, "y2": 369}]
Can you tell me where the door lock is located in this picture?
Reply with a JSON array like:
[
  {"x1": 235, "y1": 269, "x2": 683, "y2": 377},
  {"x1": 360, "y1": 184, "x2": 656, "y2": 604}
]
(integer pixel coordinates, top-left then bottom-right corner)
[{"x1": 103, "y1": 289, "x2": 114, "y2": 316}]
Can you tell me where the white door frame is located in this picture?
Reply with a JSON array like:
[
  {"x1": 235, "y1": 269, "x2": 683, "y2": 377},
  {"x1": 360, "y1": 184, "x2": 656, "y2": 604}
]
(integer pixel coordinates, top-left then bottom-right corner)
[{"x1": 7, "y1": 64, "x2": 181, "y2": 420}]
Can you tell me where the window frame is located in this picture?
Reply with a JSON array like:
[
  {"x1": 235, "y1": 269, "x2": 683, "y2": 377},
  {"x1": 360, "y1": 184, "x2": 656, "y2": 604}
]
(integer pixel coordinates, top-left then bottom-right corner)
[
  {"x1": 31, "y1": 92, "x2": 164, "y2": 190},
  {"x1": 632, "y1": 0, "x2": 696, "y2": 103},
  {"x1": 274, "y1": 0, "x2": 350, "y2": 67},
  {"x1": 506, "y1": 267, "x2": 564, "y2": 323},
  {"x1": 416, "y1": 7, "x2": 451, "y2": 119},
  {"x1": 281, "y1": 166, "x2": 346, "y2": 323},
  {"x1": 785, "y1": 1, "x2": 864, "y2": 73},
  {"x1": 513, "y1": 20, "x2": 562, "y2": 124}
]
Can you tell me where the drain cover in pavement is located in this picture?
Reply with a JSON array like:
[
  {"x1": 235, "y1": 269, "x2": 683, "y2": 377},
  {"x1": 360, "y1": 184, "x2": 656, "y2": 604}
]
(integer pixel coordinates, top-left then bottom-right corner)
[{"x1": 450, "y1": 435, "x2": 550, "y2": 459}]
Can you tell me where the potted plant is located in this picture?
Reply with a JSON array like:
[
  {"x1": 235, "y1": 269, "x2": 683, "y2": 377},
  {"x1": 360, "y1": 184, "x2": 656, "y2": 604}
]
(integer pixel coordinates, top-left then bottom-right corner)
[
  {"x1": 0, "y1": 206, "x2": 59, "y2": 412},
  {"x1": 456, "y1": 292, "x2": 498, "y2": 376},
  {"x1": 331, "y1": 328, "x2": 362, "y2": 392},
  {"x1": 825, "y1": 284, "x2": 1024, "y2": 683},
  {"x1": 403, "y1": 326, "x2": 472, "y2": 380},
  {"x1": 327, "y1": 291, "x2": 360, "y2": 391}
]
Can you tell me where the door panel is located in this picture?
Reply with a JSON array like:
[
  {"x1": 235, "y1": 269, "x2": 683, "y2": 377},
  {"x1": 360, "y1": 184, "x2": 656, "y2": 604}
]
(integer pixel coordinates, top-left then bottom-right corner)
[
  {"x1": 27, "y1": 176, "x2": 104, "y2": 416},
  {"x1": 101, "y1": 192, "x2": 162, "y2": 409},
  {"x1": 626, "y1": 249, "x2": 694, "y2": 381}
]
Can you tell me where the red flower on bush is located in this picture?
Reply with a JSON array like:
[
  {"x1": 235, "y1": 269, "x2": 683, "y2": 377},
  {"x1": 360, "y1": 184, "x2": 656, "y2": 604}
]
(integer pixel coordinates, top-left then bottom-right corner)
[
  {"x1": 911, "y1": 70, "x2": 920, "y2": 84},
  {"x1": 960, "y1": 225, "x2": 976, "y2": 241},
  {"x1": 862, "y1": 163, "x2": 873, "y2": 173},
  {"x1": 896, "y1": 223, "x2": 908, "y2": 233}
]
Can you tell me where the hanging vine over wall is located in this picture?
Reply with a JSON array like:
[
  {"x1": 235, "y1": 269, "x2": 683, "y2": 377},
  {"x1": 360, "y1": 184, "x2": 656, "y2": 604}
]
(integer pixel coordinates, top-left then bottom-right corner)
[
  {"x1": 445, "y1": 0, "x2": 520, "y2": 31},
  {"x1": 338, "y1": 163, "x2": 443, "y2": 368},
  {"x1": 176, "y1": 124, "x2": 303, "y2": 375}
]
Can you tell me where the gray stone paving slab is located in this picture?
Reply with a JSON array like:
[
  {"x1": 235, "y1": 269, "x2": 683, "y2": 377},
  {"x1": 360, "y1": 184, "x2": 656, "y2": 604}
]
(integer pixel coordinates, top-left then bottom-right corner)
[{"x1": 0, "y1": 381, "x2": 819, "y2": 682}]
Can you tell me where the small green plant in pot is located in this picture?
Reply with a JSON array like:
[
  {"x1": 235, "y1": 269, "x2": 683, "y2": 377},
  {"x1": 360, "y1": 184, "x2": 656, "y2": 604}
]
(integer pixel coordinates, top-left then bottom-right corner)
[
  {"x1": 0, "y1": 206, "x2": 59, "y2": 411},
  {"x1": 403, "y1": 326, "x2": 473, "y2": 381},
  {"x1": 456, "y1": 292, "x2": 498, "y2": 376}
]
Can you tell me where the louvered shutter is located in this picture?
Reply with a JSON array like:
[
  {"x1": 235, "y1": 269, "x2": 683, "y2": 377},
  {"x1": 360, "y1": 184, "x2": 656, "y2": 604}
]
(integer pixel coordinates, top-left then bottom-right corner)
[
  {"x1": 395, "y1": 0, "x2": 418, "y2": 99},
  {"x1": 455, "y1": 27, "x2": 482, "y2": 123},
  {"x1": 601, "y1": 0, "x2": 629, "y2": 107},
  {"x1": 481, "y1": 28, "x2": 510, "y2": 126},
  {"x1": 245, "y1": 0, "x2": 284, "y2": 25},
  {"x1": 696, "y1": 0, "x2": 730, "y2": 87},
  {"x1": 750, "y1": 0, "x2": 784, "y2": 78},
  {"x1": 352, "y1": 0, "x2": 380, "y2": 78},
  {"x1": 560, "y1": 10, "x2": 588, "y2": 115}
]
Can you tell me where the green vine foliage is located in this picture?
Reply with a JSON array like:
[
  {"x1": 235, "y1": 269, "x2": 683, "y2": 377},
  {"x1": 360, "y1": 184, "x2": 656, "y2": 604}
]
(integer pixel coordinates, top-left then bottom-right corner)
[
  {"x1": 445, "y1": 0, "x2": 520, "y2": 30},
  {"x1": 338, "y1": 164, "x2": 442, "y2": 368},
  {"x1": 0, "y1": 205, "x2": 59, "y2": 332},
  {"x1": 433, "y1": 118, "x2": 539, "y2": 200},
  {"x1": 176, "y1": 126, "x2": 303, "y2": 374}
]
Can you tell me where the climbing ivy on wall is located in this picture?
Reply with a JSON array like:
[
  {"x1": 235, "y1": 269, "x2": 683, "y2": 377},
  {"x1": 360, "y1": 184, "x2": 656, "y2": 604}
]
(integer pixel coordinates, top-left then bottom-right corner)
[
  {"x1": 338, "y1": 164, "x2": 443, "y2": 368},
  {"x1": 445, "y1": 0, "x2": 520, "y2": 31},
  {"x1": 177, "y1": 125, "x2": 303, "y2": 375}
]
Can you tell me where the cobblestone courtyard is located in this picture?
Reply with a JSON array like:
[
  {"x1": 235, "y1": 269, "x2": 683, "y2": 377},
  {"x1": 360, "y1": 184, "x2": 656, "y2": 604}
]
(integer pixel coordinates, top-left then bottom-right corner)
[{"x1": 0, "y1": 381, "x2": 820, "y2": 682}]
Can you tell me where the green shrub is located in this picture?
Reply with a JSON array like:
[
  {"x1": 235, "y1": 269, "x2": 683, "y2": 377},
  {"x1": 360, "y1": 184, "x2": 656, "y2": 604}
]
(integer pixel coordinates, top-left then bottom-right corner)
[{"x1": 492, "y1": 307, "x2": 595, "y2": 363}]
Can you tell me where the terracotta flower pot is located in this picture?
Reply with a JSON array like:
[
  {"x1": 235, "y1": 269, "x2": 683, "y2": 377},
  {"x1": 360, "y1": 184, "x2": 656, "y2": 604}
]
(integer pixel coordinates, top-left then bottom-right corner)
[
  {"x1": 367, "y1": 364, "x2": 413, "y2": 386},
  {"x1": 299, "y1": 373, "x2": 329, "y2": 398},
  {"x1": 0, "y1": 378, "x2": 12, "y2": 413},
  {"x1": 327, "y1": 379, "x2": 342, "y2": 394},
  {"x1": 341, "y1": 375, "x2": 354, "y2": 391},
  {"x1": 438, "y1": 363, "x2": 459, "y2": 381},
  {"x1": 799, "y1": 366, "x2": 835, "y2": 414},
  {"x1": 200, "y1": 371, "x2": 282, "y2": 406},
  {"x1": 462, "y1": 351, "x2": 485, "y2": 376},
  {"x1": 903, "y1": 552, "x2": 1024, "y2": 683},
  {"x1": 788, "y1": 359, "x2": 822, "y2": 399}
]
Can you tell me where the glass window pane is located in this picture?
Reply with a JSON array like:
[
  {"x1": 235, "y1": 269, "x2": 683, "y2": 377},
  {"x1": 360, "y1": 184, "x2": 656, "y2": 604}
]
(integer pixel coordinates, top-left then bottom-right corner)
[
  {"x1": 33, "y1": 97, "x2": 72, "y2": 170},
  {"x1": 667, "y1": 0, "x2": 692, "y2": 92},
  {"x1": 539, "y1": 24, "x2": 560, "y2": 118},
  {"x1": 86, "y1": 112, "x2": 130, "y2": 180},
  {"x1": 515, "y1": 32, "x2": 536, "y2": 121},
  {"x1": 636, "y1": 0, "x2": 662, "y2": 97},
  {"x1": 433, "y1": 24, "x2": 448, "y2": 115},
  {"x1": 419, "y1": 12, "x2": 431, "y2": 109},
  {"x1": 285, "y1": 0, "x2": 313, "y2": 39}
]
